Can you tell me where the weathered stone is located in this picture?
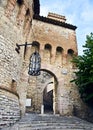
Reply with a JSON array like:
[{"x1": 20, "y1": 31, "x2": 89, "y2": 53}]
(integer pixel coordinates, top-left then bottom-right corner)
[{"x1": 0, "y1": 0, "x2": 92, "y2": 129}]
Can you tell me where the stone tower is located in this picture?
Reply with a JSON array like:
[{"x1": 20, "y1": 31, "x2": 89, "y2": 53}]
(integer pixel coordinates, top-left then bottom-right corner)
[
  {"x1": 0, "y1": 0, "x2": 38, "y2": 127},
  {"x1": 0, "y1": 0, "x2": 88, "y2": 128}
]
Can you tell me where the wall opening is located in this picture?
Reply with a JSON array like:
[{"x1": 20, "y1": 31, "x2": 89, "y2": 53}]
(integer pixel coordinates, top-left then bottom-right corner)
[
  {"x1": 67, "y1": 49, "x2": 74, "y2": 68},
  {"x1": 31, "y1": 41, "x2": 40, "y2": 53},
  {"x1": 26, "y1": 69, "x2": 58, "y2": 114},
  {"x1": 11, "y1": 79, "x2": 17, "y2": 92},
  {"x1": 43, "y1": 87, "x2": 53, "y2": 113},
  {"x1": 17, "y1": 0, "x2": 23, "y2": 6},
  {"x1": 68, "y1": 49, "x2": 74, "y2": 56},
  {"x1": 56, "y1": 46, "x2": 63, "y2": 54},
  {"x1": 55, "y1": 46, "x2": 63, "y2": 66},
  {"x1": 67, "y1": 49, "x2": 74, "y2": 62},
  {"x1": 44, "y1": 44, "x2": 52, "y2": 63},
  {"x1": 26, "y1": 8, "x2": 30, "y2": 16}
]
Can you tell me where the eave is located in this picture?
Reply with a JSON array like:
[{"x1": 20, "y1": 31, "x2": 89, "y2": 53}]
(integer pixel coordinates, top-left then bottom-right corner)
[{"x1": 33, "y1": 15, "x2": 77, "y2": 30}]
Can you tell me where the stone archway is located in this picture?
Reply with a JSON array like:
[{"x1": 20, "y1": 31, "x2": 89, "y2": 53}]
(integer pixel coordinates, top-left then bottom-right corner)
[
  {"x1": 40, "y1": 69, "x2": 58, "y2": 114},
  {"x1": 26, "y1": 69, "x2": 58, "y2": 114}
]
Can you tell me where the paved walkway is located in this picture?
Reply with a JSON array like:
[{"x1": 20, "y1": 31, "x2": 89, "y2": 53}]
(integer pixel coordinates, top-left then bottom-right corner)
[{"x1": 2, "y1": 113, "x2": 93, "y2": 130}]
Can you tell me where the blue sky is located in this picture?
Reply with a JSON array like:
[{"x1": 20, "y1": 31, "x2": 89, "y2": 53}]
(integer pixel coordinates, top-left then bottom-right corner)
[{"x1": 40, "y1": 0, "x2": 93, "y2": 55}]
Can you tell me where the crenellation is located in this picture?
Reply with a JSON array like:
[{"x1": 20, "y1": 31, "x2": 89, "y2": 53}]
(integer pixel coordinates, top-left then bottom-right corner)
[{"x1": 47, "y1": 12, "x2": 66, "y2": 23}]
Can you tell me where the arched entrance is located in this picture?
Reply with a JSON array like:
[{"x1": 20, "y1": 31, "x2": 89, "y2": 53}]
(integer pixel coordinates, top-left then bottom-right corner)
[
  {"x1": 26, "y1": 69, "x2": 58, "y2": 114},
  {"x1": 40, "y1": 69, "x2": 58, "y2": 114}
]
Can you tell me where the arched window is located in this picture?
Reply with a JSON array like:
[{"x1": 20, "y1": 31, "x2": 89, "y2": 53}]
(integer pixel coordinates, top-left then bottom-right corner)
[
  {"x1": 45, "y1": 44, "x2": 52, "y2": 51},
  {"x1": 31, "y1": 41, "x2": 40, "y2": 53},
  {"x1": 55, "y1": 46, "x2": 63, "y2": 66},
  {"x1": 56, "y1": 46, "x2": 63, "y2": 55},
  {"x1": 44, "y1": 44, "x2": 52, "y2": 63},
  {"x1": 28, "y1": 52, "x2": 41, "y2": 76},
  {"x1": 67, "y1": 49, "x2": 74, "y2": 64},
  {"x1": 17, "y1": 0, "x2": 23, "y2": 6},
  {"x1": 68, "y1": 49, "x2": 74, "y2": 56}
]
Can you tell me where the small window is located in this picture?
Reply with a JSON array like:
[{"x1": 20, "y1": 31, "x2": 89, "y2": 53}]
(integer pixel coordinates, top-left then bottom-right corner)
[
  {"x1": 17, "y1": 0, "x2": 23, "y2": 6},
  {"x1": 44, "y1": 44, "x2": 52, "y2": 63},
  {"x1": 56, "y1": 47, "x2": 63, "y2": 54},
  {"x1": 45, "y1": 44, "x2": 52, "y2": 50},
  {"x1": 26, "y1": 9, "x2": 30, "y2": 16},
  {"x1": 68, "y1": 49, "x2": 74, "y2": 56},
  {"x1": 32, "y1": 41, "x2": 40, "y2": 52},
  {"x1": 67, "y1": 49, "x2": 74, "y2": 63}
]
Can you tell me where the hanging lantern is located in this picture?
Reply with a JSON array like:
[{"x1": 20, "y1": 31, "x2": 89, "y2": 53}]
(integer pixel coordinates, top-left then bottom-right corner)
[{"x1": 28, "y1": 51, "x2": 41, "y2": 76}]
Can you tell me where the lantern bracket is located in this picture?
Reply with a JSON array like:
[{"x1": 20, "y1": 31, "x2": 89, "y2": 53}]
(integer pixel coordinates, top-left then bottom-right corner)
[
  {"x1": 15, "y1": 42, "x2": 33, "y2": 54},
  {"x1": 15, "y1": 42, "x2": 41, "y2": 76}
]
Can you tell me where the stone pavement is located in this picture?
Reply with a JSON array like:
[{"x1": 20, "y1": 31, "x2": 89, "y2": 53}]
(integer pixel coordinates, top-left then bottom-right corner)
[{"x1": 2, "y1": 113, "x2": 93, "y2": 130}]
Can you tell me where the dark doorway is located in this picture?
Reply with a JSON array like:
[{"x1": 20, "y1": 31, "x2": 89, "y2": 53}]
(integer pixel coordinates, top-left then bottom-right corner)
[{"x1": 43, "y1": 88, "x2": 53, "y2": 113}]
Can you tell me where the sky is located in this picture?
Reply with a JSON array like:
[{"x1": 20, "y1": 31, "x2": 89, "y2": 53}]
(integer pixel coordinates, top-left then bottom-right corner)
[{"x1": 40, "y1": 0, "x2": 93, "y2": 55}]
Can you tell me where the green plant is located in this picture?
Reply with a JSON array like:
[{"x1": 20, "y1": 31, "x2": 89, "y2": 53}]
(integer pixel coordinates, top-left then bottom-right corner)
[{"x1": 72, "y1": 33, "x2": 93, "y2": 106}]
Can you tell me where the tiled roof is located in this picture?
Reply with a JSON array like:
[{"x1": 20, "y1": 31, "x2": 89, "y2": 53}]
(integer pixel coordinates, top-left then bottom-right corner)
[{"x1": 33, "y1": 15, "x2": 77, "y2": 30}]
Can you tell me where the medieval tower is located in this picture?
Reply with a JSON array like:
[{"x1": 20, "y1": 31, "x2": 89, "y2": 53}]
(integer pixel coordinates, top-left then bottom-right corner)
[{"x1": 0, "y1": 0, "x2": 88, "y2": 128}]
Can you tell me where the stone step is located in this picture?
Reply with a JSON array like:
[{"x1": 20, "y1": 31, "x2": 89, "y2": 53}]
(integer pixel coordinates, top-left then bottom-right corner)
[
  {"x1": 19, "y1": 115, "x2": 83, "y2": 123},
  {"x1": 3, "y1": 122, "x2": 92, "y2": 129},
  {"x1": 18, "y1": 122, "x2": 93, "y2": 129},
  {"x1": 17, "y1": 124, "x2": 92, "y2": 129},
  {"x1": 2, "y1": 113, "x2": 93, "y2": 130},
  {"x1": 18, "y1": 121, "x2": 93, "y2": 127}
]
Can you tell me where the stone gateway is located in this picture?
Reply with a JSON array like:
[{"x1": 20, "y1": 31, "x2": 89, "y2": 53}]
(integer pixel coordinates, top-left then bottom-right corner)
[{"x1": 0, "y1": 0, "x2": 90, "y2": 128}]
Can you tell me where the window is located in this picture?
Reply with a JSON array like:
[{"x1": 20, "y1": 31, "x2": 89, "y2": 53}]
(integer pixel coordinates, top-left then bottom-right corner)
[
  {"x1": 56, "y1": 46, "x2": 63, "y2": 55},
  {"x1": 17, "y1": 0, "x2": 23, "y2": 6},
  {"x1": 68, "y1": 49, "x2": 74, "y2": 56}
]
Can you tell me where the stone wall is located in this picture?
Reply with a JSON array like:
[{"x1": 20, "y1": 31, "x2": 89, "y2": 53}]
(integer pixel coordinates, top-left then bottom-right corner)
[
  {"x1": 31, "y1": 19, "x2": 77, "y2": 54},
  {"x1": 23, "y1": 17, "x2": 80, "y2": 116},
  {"x1": 0, "y1": 0, "x2": 34, "y2": 128},
  {"x1": 0, "y1": 0, "x2": 91, "y2": 127},
  {"x1": 0, "y1": 34, "x2": 22, "y2": 89},
  {"x1": 21, "y1": 16, "x2": 90, "y2": 119},
  {"x1": 0, "y1": 89, "x2": 20, "y2": 129},
  {"x1": 0, "y1": 0, "x2": 34, "y2": 89}
]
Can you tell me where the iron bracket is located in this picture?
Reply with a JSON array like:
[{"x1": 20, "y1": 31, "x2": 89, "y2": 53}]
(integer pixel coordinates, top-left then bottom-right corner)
[{"x1": 15, "y1": 42, "x2": 33, "y2": 54}]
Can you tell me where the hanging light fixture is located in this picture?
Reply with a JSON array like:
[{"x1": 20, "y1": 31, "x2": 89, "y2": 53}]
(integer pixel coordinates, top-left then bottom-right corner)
[
  {"x1": 28, "y1": 51, "x2": 41, "y2": 76},
  {"x1": 15, "y1": 42, "x2": 41, "y2": 76}
]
